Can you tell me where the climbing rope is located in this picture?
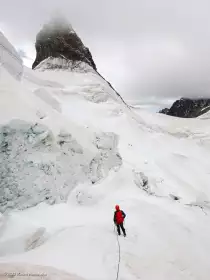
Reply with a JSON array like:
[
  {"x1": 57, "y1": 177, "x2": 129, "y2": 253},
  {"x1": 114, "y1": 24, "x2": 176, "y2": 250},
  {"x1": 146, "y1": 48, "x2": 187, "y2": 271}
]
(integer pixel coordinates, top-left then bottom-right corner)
[{"x1": 114, "y1": 225, "x2": 121, "y2": 280}]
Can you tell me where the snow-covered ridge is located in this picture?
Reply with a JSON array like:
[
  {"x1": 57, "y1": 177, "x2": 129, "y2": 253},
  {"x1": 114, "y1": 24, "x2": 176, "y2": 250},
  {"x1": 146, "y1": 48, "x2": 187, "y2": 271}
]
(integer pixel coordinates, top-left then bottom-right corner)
[{"x1": 0, "y1": 32, "x2": 23, "y2": 80}]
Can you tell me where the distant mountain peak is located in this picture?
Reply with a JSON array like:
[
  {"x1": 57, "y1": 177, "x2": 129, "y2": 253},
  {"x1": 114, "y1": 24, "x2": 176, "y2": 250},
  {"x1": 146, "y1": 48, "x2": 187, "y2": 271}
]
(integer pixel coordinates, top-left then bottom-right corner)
[
  {"x1": 32, "y1": 17, "x2": 97, "y2": 71},
  {"x1": 159, "y1": 97, "x2": 210, "y2": 118}
]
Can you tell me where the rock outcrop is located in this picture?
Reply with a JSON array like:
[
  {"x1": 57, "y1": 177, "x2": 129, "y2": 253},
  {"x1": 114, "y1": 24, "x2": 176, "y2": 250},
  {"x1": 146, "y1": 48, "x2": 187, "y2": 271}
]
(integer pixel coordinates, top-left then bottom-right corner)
[
  {"x1": 159, "y1": 98, "x2": 210, "y2": 118},
  {"x1": 31, "y1": 16, "x2": 128, "y2": 107},
  {"x1": 32, "y1": 16, "x2": 96, "y2": 71}
]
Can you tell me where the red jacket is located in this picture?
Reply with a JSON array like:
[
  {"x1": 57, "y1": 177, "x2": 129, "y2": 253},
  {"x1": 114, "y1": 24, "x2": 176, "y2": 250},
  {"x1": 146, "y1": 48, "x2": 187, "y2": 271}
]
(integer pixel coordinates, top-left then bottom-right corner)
[{"x1": 114, "y1": 210, "x2": 126, "y2": 225}]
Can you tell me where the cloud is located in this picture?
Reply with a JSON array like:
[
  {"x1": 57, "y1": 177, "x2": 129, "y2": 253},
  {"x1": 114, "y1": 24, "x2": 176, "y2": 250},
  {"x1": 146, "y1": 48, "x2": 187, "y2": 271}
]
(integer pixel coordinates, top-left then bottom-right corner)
[{"x1": 1, "y1": 0, "x2": 210, "y2": 103}]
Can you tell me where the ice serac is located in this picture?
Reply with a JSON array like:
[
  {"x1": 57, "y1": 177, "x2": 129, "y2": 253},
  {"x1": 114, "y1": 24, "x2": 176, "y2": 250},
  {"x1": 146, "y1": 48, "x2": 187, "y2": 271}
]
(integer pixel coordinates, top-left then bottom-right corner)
[
  {"x1": 32, "y1": 16, "x2": 96, "y2": 72},
  {"x1": 0, "y1": 32, "x2": 23, "y2": 80},
  {"x1": 159, "y1": 97, "x2": 210, "y2": 118}
]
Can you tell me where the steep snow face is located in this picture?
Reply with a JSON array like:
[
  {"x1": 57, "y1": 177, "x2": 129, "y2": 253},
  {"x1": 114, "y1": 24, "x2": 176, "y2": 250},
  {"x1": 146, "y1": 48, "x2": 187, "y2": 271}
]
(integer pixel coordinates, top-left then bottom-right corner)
[
  {"x1": 1, "y1": 33, "x2": 210, "y2": 280},
  {"x1": 0, "y1": 32, "x2": 23, "y2": 80}
]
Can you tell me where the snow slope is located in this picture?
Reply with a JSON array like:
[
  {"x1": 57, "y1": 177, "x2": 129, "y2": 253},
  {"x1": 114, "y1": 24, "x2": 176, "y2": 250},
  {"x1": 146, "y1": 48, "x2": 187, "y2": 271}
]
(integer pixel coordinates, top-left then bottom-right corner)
[
  {"x1": 0, "y1": 34, "x2": 210, "y2": 280},
  {"x1": 0, "y1": 31, "x2": 23, "y2": 80}
]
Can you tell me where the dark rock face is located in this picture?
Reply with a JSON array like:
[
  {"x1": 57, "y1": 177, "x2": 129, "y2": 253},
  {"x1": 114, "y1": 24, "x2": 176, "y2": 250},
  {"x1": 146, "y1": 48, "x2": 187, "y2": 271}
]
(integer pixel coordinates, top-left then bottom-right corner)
[
  {"x1": 159, "y1": 98, "x2": 210, "y2": 118},
  {"x1": 159, "y1": 108, "x2": 170, "y2": 115},
  {"x1": 32, "y1": 16, "x2": 128, "y2": 107},
  {"x1": 32, "y1": 17, "x2": 97, "y2": 71}
]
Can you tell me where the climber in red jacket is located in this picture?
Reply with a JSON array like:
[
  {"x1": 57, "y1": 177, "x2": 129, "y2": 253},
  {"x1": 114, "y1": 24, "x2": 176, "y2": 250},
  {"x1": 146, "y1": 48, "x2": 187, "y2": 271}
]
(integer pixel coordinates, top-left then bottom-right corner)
[{"x1": 113, "y1": 205, "x2": 126, "y2": 237}]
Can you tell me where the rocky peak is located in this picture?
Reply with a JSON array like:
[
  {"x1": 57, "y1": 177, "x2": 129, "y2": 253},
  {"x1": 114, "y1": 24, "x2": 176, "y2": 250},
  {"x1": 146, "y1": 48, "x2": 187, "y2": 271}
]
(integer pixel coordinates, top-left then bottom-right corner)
[
  {"x1": 159, "y1": 98, "x2": 210, "y2": 118},
  {"x1": 32, "y1": 16, "x2": 97, "y2": 71}
]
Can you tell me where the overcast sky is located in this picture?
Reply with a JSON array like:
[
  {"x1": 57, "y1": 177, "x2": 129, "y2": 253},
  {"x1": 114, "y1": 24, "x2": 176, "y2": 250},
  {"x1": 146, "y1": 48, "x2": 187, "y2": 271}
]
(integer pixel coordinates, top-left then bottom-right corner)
[{"x1": 1, "y1": 0, "x2": 210, "y2": 104}]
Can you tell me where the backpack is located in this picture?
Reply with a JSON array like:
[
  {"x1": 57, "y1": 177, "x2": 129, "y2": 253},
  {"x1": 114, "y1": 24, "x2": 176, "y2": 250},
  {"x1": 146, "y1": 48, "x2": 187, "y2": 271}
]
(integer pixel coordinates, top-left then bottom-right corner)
[{"x1": 115, "y1": 210, "x2": 124, "y2": 224}]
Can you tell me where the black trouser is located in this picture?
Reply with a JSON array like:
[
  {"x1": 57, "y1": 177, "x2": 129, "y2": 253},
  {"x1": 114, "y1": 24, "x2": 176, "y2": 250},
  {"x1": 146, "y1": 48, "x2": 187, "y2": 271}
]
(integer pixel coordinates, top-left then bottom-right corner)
[{"x1": 116, "y1": 223, "x2": 126, "y2": 236}]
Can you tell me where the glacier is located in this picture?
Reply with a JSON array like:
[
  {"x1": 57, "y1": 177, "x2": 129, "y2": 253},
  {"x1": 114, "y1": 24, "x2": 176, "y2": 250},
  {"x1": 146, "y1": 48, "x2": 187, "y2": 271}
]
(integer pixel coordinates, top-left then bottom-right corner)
[{"x1": 0, "y1": 29, "x2": 210, "y2": 280}]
